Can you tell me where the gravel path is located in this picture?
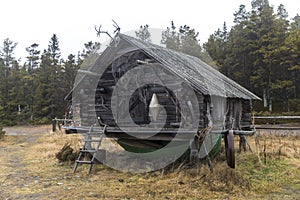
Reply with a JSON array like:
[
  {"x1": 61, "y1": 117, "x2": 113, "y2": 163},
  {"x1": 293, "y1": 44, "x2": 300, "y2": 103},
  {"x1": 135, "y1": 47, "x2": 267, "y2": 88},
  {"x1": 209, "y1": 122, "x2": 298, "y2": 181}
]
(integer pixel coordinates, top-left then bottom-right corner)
[
  {"x1": 0, "y1": 125, "x2": 52, "y2": 199},
  {"x1": 3, "y1": 125, "x2": 52, "y2": 136}
]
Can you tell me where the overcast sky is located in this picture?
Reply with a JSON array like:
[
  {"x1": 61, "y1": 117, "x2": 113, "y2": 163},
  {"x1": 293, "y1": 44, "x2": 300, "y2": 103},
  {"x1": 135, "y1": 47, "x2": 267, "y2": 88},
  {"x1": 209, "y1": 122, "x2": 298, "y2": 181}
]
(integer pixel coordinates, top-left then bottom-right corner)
[{"x1": 0, "y1": 0, "x2": 298, "y2": 63}]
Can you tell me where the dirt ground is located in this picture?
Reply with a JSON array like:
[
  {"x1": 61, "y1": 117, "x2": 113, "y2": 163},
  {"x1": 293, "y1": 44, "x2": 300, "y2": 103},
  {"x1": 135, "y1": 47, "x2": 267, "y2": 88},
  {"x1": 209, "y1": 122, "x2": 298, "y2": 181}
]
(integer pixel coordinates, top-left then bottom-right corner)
[{"x1": 0, "y1": 125, "x2": 299, "y2": 200}]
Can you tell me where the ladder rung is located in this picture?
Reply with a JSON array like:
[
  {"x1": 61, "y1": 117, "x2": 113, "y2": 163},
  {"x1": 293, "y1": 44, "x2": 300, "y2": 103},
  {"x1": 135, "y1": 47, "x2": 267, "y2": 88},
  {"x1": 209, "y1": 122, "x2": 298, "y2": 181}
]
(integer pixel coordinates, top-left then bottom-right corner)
[
  {"x1": 86, "y1": 132, "x2": 104, "y2": 135},
  {"x1": 80, "y1": 149, "x2": 96, "y2": 153},
  {"x1": 84, "y1": 140, "x2": 102, "y2": 142},
  {"x1": 73, "y1": 125, "x2": 106, "y2": 174},
  {"x1": 75, "y1": 160, "x2": 93, "y2": 164}
]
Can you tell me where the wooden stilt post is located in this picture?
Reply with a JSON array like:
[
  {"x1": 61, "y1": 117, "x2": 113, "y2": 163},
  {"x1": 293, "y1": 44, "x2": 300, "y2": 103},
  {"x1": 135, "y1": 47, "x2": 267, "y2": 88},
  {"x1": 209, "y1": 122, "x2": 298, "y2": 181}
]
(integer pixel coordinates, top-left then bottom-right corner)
[{"x1": 52, "y1": 118, "x2": 57, "y2": 132}]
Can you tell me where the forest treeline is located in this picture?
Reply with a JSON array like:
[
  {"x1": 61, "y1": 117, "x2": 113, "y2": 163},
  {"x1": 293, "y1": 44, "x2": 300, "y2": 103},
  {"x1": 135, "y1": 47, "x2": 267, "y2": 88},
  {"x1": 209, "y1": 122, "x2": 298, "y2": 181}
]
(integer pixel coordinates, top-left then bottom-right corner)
[
  {"x1": 205, "y1": 1, "x2": 300, "y2": 113},
  {"x1": 160, "y1": 0, "x2": 300, "y2": 114},
  {"x1": 0, "y1": 35, "x2": 100, "y2": 125},
  {"x1": 0, "y1": 0, "x2": 300, "y2": 126}
]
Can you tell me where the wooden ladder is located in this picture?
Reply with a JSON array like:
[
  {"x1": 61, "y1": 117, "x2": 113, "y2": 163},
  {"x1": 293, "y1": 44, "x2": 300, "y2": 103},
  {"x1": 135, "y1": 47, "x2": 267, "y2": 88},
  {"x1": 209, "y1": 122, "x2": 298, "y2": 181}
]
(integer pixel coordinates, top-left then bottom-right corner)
[{"x1": 73, "y1": 126, "x2": 105, "y2": 174}]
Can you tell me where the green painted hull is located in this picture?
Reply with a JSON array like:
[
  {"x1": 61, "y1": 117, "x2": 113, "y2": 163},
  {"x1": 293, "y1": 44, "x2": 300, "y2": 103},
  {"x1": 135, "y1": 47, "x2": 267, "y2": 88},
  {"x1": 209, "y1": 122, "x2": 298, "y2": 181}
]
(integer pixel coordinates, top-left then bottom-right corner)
[{"x1": 116, "y1": 134, "x2": 222, "y2": 159}]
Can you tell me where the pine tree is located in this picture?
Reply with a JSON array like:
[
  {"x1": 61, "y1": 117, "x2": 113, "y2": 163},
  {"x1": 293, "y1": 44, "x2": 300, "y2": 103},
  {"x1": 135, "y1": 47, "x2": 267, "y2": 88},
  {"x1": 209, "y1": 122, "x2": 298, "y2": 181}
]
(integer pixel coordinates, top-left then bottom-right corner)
[
  {"x1": 63, "y1": 54, "x2": 79, "y2": 92},
  {"x1": 7, "y1": 60, "x2": 23, "y2": 121},
  {"x1": 1, "y1": 38, "x2": 17, "y2": 68},
  {"x1": 161, "y1": 21, "x2": 180, "y2": 51},
  {"x1": 271, "y1": 4, "x2": 291, "y2": 111},
  {"x1": 34, "y1": 50, "x2": 53, "y2": 121},
  {"x1": 24, "y1": 43, "x2": 40, "y2": 121},
  {"x1": 135, "y1": 24, "x2": 151, "y2": 42},
  {"x1": 280, "y1": 19, "x2": 300, "y2": 101},
  {"x1": 0, "y1": 38, "x2": 19, "y2": 124},
  {"x1": 290, "y1": 14, "x2": 300, "y2": 30},
  {"x1": 252, "y1": 1, "x2": 277, "y2": 111},
  {"x1": 0, "y1": 57, "x2": 6, "y2": 124},
  {"x1": 161, "y1": 21, "x2": 204, "y2": 60},
  {"x1": 80, "y1": 41, "x2": 101, "y2": 59},
  {"x1": 204, "y1": 22, "x2": 229, "y2": 74},
  {"x1": 34, "y1": 34, "x2": 64, "y2": 122},
  {"x1": 48, "y1": 34, "x2": 64, "y2": 119}
]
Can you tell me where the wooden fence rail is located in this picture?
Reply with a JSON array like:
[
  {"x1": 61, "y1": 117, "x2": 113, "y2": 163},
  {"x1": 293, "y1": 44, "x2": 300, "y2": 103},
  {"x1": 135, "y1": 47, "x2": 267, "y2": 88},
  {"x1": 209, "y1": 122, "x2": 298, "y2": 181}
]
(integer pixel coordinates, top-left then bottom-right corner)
[{"x1": 253, "y1": 116, "x2": 300, "y2": 130}]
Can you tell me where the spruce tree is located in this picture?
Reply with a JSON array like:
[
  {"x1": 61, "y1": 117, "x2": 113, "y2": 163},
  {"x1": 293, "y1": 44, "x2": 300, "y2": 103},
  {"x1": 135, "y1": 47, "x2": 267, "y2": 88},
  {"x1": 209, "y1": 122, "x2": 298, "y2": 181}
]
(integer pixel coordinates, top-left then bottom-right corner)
[{"x1": 135, "y1": 25, "x2": 151, "y2": 42}]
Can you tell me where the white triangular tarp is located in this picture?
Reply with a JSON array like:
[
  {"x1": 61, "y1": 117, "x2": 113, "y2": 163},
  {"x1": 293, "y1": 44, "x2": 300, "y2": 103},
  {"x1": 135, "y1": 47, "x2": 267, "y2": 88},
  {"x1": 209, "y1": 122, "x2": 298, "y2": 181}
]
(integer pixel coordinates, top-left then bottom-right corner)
[{"x1": 149, "y1": 93, "x2": 161, "y2": 121}]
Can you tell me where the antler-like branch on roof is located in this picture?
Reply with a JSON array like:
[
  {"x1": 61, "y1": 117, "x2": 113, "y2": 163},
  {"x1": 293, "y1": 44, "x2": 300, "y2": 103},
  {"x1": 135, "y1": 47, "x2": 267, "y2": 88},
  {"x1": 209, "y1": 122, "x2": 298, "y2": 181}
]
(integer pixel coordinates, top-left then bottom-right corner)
[
  {"x1": 112, "y1": 19, "x2": 121, "y2": 33},
  {"x1": 94, "y1": 25, "x2": 114, "y2": 41}
]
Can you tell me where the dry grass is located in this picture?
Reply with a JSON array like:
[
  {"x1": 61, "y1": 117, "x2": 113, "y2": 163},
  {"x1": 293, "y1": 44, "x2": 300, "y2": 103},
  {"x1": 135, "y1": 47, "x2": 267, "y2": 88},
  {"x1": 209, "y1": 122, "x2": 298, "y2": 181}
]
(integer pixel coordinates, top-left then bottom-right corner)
[
  {"x1": 31, "y1": 132, "x2": 83, "y2": 162},
  {"x1": 0, "y1": 127, "x2": 299, "y2": 199}
]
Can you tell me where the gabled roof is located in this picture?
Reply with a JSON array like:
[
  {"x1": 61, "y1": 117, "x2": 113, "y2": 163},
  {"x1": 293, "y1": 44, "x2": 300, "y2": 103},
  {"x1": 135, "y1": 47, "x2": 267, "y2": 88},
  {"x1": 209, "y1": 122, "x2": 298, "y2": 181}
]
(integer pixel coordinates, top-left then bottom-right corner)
[{"x1": 67, "y1": 33, "x2": 260, "y2": 100}]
